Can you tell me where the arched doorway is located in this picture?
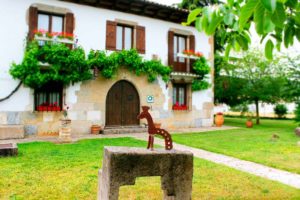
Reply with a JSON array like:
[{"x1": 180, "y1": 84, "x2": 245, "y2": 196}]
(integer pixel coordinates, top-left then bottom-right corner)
[{"x1": 106, "y1": 80, "x2": 140, "y2": 126}]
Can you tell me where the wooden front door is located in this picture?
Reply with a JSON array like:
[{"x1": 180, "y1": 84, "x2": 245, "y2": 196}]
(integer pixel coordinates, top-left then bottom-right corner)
[{"x1": 106, "y1": 80, "x2": 140, "y2": 126}]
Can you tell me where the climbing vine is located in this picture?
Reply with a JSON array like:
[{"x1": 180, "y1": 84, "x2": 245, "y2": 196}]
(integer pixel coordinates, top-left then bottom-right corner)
[
  {"x1": 10, "y1": 42, "x2": 92, "y2": 89},
  {"x1": 10, "y1": 41, "x2": 210, "y2": 92},
  {"x1": 191, "y1": 56, "x2": 210, "y2": 91},
  {"x1": 87, "y1": 49, "x2": 171, "y2": 83}
]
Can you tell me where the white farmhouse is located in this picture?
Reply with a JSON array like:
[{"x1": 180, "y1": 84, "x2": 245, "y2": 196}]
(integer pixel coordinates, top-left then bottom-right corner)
[{"x1": 0, "y1": 0, "x2": 214, "y2": 137}]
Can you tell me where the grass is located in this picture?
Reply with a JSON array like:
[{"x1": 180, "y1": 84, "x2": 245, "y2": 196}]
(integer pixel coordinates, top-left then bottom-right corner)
[
  {"x1": 1, "y1": 137, "x2": 300, "y2": 199},
  {"x1": 172, "y1": 117, "x2": 300, "y2": 174}
]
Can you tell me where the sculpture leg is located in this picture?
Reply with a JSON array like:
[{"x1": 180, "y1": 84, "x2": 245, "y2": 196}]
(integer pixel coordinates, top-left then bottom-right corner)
[
  {"x1": 147, "y1": 135, "x2": 151, "y2": 149},
  {"x1": 150, "y1": 135, "x2": 154, "y2": 151}
]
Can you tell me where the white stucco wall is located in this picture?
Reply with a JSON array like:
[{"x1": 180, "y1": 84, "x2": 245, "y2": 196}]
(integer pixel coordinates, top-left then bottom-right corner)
[{"x1": 0, "y1": 0, "x2": 213, "y2": 112}]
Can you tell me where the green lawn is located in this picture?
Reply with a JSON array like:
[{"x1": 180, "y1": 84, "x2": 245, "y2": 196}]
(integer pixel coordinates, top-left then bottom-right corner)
[
  {"x1": 1, "y1": 138, "x2": 300, "y2": 199},
  {"x1": 172, "y1": 117, "x2": 300, "y2": 174}
]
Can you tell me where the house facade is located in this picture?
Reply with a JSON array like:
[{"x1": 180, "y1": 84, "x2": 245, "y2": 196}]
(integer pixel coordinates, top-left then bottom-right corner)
[{"x1": 0, "y1": 0, "x2": 214, "y2": 136}]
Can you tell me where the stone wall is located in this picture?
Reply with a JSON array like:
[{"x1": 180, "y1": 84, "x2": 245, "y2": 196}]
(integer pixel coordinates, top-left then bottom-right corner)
[{"x1": 0, "y1": 68, "x2": 213, "y2": 136}]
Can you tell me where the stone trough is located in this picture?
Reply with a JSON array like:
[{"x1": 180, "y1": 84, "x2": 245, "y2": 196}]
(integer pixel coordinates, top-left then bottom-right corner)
[
  {"x1": 98, "y1": 146, "x2": 193, "y2": 200},
  {"x1": 0, "y1": 143, "x2": 18, "y2": 156}
]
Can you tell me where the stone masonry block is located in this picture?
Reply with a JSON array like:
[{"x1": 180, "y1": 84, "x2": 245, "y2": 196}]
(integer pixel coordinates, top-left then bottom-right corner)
[
  {"x1": 24, "y1": 125, "x2": 38, "y2": 135},
  {"x1": 7, "y1": 112, "x2": 21, "y2": 125},
  {"x1": 0, "y1": 113, "x2": 7, "y2": 125},
  {"x1": 0, "y1": 125, "x2": 24, "y2": 140},
  {"x1": 87, "y1": 111, "x2": 101, "y2": 121},
  {"x1": 203, "y1": 102, "x2": 214, "y2": 110},
  {"x1": 98, "y1": 147, "x2": 193, "y2": 200}
]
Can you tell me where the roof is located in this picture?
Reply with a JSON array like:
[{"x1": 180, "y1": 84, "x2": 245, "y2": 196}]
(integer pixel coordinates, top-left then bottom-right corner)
[{"x1": 61, "y1": 0, "x2": 189, "y2": 23}]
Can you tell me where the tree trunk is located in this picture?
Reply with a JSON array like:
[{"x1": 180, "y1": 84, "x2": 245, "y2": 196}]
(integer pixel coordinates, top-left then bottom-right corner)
[{"x1": 255, "y1": 99, "x2": 260, "y2": 125}]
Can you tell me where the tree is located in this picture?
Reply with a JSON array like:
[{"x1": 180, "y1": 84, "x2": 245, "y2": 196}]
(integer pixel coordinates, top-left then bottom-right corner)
[
  {"x1": 216, "y1": 49, "x2": 287, "y2": 124},
  {"x1": 284, "y1": 54, "x2": 300, "y2": 101},
  {"x1": 274, "y1": 104, "x2": 288, "y2": 118},
  {"x1": 183, "y1": 0, "x2": 300, "y2": 59}
]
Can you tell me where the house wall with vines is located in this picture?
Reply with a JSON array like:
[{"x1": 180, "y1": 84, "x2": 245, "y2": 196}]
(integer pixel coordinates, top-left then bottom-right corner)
[{"x1": 0, "y1": 0, "x2": 214, "y2": 135}]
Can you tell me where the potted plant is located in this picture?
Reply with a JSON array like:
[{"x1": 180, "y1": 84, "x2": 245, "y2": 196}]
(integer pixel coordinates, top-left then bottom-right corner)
[
  {"x1": 246, "y1": 113, "x2": 253, "y2": 128},
  {"x1": 215, "y1": 112, "x2": 224, "y2": 127},
  {"x1": 91, "y1": 124, "x2": 102, "y2": 134}
]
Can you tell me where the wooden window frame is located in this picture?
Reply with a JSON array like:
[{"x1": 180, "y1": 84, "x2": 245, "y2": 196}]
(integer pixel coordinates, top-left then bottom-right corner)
[
  {"x1": 174, "y1": 34, "x2": 187, "y2": 63},
  {"x1": 37, "y1": 11, "x2": 65, "y2": 33},
  {"x1": 34, "y1": 82, "x2": 63, "y2": 112},
  {"x1": 116, "y1": 24, "x2": 134, "y2": 50},
  {"x1": 172, "y1": 83, "x2": 187, "y2": 108}
]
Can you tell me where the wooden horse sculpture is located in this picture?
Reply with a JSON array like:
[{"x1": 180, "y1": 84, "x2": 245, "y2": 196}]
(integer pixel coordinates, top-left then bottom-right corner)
[{"x1": 137, "y1": 106, "x2": 173, "y2": 150}]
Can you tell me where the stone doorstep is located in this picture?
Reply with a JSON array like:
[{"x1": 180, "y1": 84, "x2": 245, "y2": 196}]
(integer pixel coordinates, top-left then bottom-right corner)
[
  {"x1": 0, "y1": 125, "x2": 25, "y2": 140},
  {"x1": 103, "y1": 126, "x2": 147, "y2": 134}
]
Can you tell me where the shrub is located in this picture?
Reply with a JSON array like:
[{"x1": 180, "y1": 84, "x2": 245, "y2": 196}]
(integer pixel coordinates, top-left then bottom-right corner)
[
  {"x1": 230, "y1": 103, "x2": 249, "y2": 116},
  {"x1": 295, "y1": 102, "x2": 300, "y2": 126},
  {"x1": 274, "y1": 104, "x2": 288, "y2": 119}
]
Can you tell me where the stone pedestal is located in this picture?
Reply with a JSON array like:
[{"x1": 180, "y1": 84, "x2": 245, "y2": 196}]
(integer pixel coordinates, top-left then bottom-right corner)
[
  {"x1": 59, "y1": 119, "x2": 72, "y2": 142},
  {"x1": 98, "y1": 147, "x2": 193, "y2": 200}
]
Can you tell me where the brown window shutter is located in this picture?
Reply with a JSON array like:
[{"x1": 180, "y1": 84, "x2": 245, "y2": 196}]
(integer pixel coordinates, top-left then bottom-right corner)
[
  {"x1": 168, "y1": 31, "x2": 174, "y2": 66},
  {"x1": 189, "y1": 35, "x2": 195, "y2": 51},
  {"x1": 28, "y1": 6, "x2": 38, "y2": 41},
  {"x1": 106, "y1": 21, "x2": 117, "y2": 50},
  {"x1": 136, "y1": 26, "x2": 146, "y2": 54},
  {"x1": 65, "y1": 12, "x2": 74, "y2": 34}
]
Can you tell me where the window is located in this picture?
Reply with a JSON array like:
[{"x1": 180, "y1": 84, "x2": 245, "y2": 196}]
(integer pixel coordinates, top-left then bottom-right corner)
[
  {"x1": 172, "y1": 84, "x2": 188, "y2": 110},
  {"x1": 174, "y1": 35, "x2": 186, "y2": 63},
  {"x1": 116, "y1": 25, "x2": 133, "y2": 50},
  {"x1": 37, "y1": 12, "x2": 64, "y2": 33},
  {"x1": 34, "y1": 82, "x2": 63, "y2": 111}
]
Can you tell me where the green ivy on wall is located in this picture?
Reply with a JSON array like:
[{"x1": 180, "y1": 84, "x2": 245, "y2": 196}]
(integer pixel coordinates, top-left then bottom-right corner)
[
  {"x1": 10, "y1": 41, "x2": 210, "y2": 92},
  {"x1": 87, "y1": 49, "x2": 171, "y2": 83},
  {"x1": 191, "y1": 56, "x2": 210, "y2": 91},
  {"x1": 10, "y1": 42, "x2": 92, "y2": 89}
]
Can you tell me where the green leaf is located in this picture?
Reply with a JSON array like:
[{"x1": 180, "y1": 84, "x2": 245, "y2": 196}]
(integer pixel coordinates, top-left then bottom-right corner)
[
  {"x1": 254, "y1": 3, "x2": 266, "y2": 34},
  {"x1": 285, "y1": 0, "x2": 298, "y2": 8},
  {"x1": 187, "y1": 8, "x2": 202, "y2": 25},
  {"x1": 239, "y1": 0, "x2": 261, "y2": 30},
  {"x1": 265, "y1": 39, "x2": 274, "y2": 59},
  {"x1": 261, "y1": 0, "x2": 277, "y2": 12},
  {"x1": 195, "y1": 17, "x2": 202, "y2": 32},
  {"x1": 271, "y1": 2, "x2": 286, "y2": 28},
  {"x1": 206, "y1": 11, "x2": 223, "y2": 35},
  {"x1": 284, "y1": 25, "x2": 295, "y2": 47},
  {"x1": 264, "y1": 13, "x2": 275, "y2": 33},
  {"x1": 224, "y1": 13, "x2": 234, "y2": 26},
  {"x1": 225, "y1": 44, "x2": 232, "y2": 58},
  {"x1": 295, "y1": 28, "x2": 300, "y2": 41},
  {"x1": 236, "y1": 35, "x2": 249, "y2": 50}
]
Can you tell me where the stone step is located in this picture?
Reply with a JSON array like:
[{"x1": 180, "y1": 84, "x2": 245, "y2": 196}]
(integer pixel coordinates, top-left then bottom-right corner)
[
  {"x1": 103, "y1": 126, "x2": 147, "y2": 134},
  {"x1": 0, "y1": 125, "x2": 24, "y2": 140}
]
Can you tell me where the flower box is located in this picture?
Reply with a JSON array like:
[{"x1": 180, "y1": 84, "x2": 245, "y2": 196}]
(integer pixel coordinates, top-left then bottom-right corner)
[{"x1": 172, "y1": 103, "x2": 188, "y2": 111}]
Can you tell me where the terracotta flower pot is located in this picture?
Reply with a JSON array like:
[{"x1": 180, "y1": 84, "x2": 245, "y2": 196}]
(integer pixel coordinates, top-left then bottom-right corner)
[
  {"x1": 215, "y1": 114, "x2": 224, "y2": 127},
  {"x1": 246, "y1": 120, "x2": 253, "y2": 128},
  {"x1": 91, "y1": 125, "x2": 101, "y2": 134}
]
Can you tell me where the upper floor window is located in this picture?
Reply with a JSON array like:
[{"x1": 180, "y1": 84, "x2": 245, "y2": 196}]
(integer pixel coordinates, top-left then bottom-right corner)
[
  {"x1": 174, "y1": 35, "x2": 186, "y2": 63},
  {"x1": 116, "y1": 25, "x2": 133, "y2": 50},
  {"x1": 106, "y1": 21, "x2": 145, "y2": 54},
  {"x1": 38, "y1": 12, "x2": 64, "y2": 33}
]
